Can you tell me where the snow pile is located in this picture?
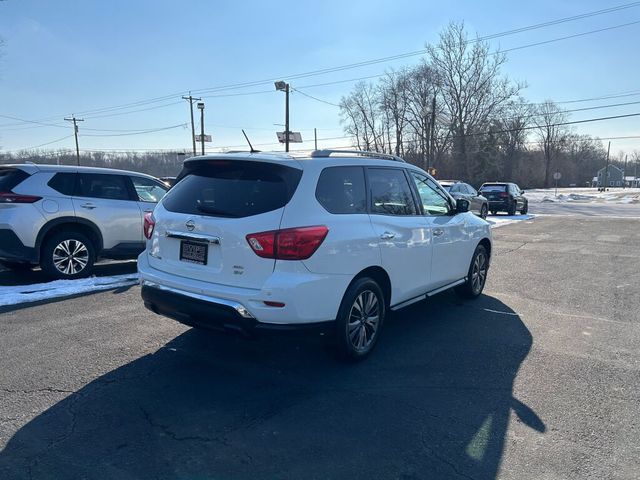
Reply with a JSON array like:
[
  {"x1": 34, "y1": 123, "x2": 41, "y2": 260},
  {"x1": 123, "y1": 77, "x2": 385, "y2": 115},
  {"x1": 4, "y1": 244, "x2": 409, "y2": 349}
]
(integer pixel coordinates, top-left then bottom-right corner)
[
  {"x1": 0, "y1": 274, "x2": 139, "y2": 307},
  {"x1": 525, "y1": 188, "x2": 640, "y2": 204}
]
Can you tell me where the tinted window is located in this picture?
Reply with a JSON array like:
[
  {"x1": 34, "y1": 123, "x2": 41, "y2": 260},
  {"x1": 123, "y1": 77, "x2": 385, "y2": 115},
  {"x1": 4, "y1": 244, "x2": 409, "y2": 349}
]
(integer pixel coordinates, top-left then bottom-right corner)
[
  {"x1": 440, "y1": 184, "x2": 452, "y2": 192},
  {"x1": 48, "y1": 172, "x2": 76, "y2": 196},
  {"x1": 164, "y1": 160, "x2": 302, "y2": 218},
  {"x1": 131, "y1": 176, "x2": 167, "y2": 203},
  {"x1": 316, "y1": 166, "x2": 366, "y2": 214},
  {"x1": 411, "y1": 172, "x2": 451, "y2": 216},
  {"x1": 76, "y1": 174, "x2": 131, "y2": 201},
  {"x1": 480, "y1": 184, "x2": 507, "y2": 193},
  {"x1": 449, "y1": 184, "x2": 460, "y2": 193},
  {"x1": 466, "y1": 184, "x2": 478, "y2": 196},
  {"x1": 0, "y1": 168, "x2": 29, "y2": 191},
  {"x1": 368, "y1": 168, "x2": 417, "y2": 216}
]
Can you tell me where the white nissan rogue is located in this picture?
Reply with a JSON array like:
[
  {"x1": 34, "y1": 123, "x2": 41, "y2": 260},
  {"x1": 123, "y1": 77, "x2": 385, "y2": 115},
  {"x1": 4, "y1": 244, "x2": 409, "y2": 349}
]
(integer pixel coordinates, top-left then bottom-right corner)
[{"x1": 138, "y1": 150, "x2": 492, "y2": 359}]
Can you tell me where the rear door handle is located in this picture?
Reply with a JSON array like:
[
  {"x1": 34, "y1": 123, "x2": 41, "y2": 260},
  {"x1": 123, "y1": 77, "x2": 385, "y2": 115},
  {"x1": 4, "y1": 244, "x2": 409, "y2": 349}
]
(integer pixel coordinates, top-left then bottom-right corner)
[
  {"x1": 433, "y1": 228, "x2": 444, "y2": 237},
  {"x1": 380, "y1": 231, "x2": 395, "y2": 240},
  {"x1": 80, "y1": 203, "x2": 96, "y2": 210}
]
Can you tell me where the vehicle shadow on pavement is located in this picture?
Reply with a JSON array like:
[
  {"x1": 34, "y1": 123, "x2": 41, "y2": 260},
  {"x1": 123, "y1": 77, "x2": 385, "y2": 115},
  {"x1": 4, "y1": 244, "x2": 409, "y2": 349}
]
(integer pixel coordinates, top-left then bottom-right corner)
[
  {"x1": 0, "y1": 260, "x2": 137, "y2": 287},
  {"x1": 0, "y1": 293, "x2": 544, "y2": 480}
]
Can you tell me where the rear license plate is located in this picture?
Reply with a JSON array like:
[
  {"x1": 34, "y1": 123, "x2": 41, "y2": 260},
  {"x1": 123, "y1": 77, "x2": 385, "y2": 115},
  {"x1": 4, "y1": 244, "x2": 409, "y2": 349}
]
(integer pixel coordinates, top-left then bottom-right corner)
[{"x1": 179, "y1": 240, "x2": 208, "y2": 265}]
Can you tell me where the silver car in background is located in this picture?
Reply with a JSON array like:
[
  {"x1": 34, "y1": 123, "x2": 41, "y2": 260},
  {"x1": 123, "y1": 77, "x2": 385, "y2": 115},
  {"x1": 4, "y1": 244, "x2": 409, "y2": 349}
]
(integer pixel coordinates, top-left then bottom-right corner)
[{"x1": 0, "y1": 164, "x2": 168, "y2": 279}]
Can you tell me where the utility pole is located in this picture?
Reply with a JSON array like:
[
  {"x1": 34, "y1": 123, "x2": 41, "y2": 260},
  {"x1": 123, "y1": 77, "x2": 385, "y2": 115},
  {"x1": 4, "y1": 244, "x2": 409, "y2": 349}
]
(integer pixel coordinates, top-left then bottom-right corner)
[
  {"x1": 428, "y1": 96, "x2": 436, "y2": 171},
  {"x1": 603, "y1": 141, "x2": 611, "y2": 191},
  {"x1": 285, "y1": 83, "x2": 290, "y2": 152},
  {"x1": 197, "y1": 102, "x2": 205, "y2": 156},
  {"x1": 314, "y1": 128, "x2": 318, "y2": 150},
  {"x1": 64, "y1": 116, "x2": 84, "y2": 166},
  {"x1": 182, "y1": 93, "x2": 201, "y2": 156}
]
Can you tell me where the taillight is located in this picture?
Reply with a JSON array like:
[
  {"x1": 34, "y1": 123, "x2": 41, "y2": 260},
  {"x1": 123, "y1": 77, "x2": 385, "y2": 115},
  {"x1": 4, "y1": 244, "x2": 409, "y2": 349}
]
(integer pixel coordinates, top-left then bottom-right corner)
[
  {"x1": 143, "y1": 212, "x2": 156, "y2": 240},
  {"x1": 0, "y1": 192, "x2": 42, "y2": 203},
  {"x1": 246, "y1": 226, "x2": 328, "y2": 260},
  {"x1": 499, "y1": 192, "x2": 509, "y2": 198}
]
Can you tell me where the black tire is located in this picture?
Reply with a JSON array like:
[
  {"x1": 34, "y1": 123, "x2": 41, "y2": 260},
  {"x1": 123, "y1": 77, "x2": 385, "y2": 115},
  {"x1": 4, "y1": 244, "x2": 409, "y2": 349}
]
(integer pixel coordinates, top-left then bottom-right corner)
[
  {"x1": 334, "y1": 277, "x2": 386, "y2": 361},
  {"x1": 520, "y1": 202, "x2": 528, "y2": 215},
  {"x1": 507, "y1": 201, "x2": 516, "y2": 216},
  {"x1": 490, "y1": 210, "x2": 497, "y2": 216},
  {"x1": 0, "y1": 261, "x2": 33, "y2": 271},
  {"x1": 480, "y1": 204, "x2": 488, "y2": 219},
  {"x1": 456, "y1": 244, "x2": 489, "y2": 299},
  {"x1": 40, "y1": 231, "x2": 96, "y2": 280}
]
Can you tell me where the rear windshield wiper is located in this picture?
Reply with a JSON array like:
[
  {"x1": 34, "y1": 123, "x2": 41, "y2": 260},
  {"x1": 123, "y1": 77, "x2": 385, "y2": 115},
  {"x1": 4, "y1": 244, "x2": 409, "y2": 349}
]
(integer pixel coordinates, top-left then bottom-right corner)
[{"x1": 195, "y1": 203, "x2": 239, "y2": 217}]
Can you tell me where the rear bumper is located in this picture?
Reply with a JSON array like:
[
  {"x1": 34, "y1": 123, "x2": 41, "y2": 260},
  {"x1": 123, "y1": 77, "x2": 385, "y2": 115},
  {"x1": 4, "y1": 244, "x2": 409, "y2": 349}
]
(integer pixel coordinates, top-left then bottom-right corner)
[
  {"x1": 141, "y1": 282, "x2": 333, "y2": 337},
  {"x1": 0, "y1": 229, "x2": 37, "y2": 263},
  {"x1": 487, "y1": 200, "x2": 511, "y2": 211},
  {"x1": 137, "y1": 251, "x2": 351, "y2": 328}
]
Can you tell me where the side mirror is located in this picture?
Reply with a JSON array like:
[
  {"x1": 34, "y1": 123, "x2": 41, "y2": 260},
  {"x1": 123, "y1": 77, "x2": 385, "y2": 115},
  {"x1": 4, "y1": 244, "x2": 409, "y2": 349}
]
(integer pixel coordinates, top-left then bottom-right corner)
[
  {"x1": 521, "y1": 190, "x2": 525, "y2": 194},
  {"x1": 456, "y1": 198, "x2": 470, "y2": 214}
]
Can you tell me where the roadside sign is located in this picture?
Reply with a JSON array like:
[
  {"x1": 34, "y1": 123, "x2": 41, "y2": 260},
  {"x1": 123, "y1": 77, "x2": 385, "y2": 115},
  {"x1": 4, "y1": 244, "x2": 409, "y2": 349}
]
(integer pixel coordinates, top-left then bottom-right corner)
[
  {"x1": 277, "y1": 131, "x2": 303, "y2": 143},
  {"x1": 194, "y1": 134, "x2": 212, "y2": 143},
  {"x1": 553, "y1": 172, "x2": 562, "y2": 180}
]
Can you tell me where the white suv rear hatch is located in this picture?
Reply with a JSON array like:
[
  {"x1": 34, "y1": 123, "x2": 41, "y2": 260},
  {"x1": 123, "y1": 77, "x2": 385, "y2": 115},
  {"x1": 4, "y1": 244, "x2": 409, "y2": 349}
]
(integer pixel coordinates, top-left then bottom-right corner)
[{"x1": 147, "y1": 158, "x2": 302, "y2": 289}]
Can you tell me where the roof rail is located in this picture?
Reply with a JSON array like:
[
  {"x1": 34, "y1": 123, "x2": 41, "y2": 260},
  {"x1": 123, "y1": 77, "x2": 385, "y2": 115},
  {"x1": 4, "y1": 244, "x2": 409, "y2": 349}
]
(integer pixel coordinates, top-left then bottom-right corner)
[{"x1": 310, "y1": 149, "x2": 406, "y2": 163}]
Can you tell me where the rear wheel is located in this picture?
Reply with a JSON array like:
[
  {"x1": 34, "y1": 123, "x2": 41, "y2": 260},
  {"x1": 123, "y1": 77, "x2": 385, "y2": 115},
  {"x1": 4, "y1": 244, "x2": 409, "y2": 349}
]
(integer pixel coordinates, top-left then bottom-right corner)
[
  {"x1": 41, "y1": 231, "x2": 96, "y2": 280},
  {"x1": 335, "y1": 277, "x2": 386, "y2": 360},
  {"x1": 490, "y1": 210, "x2": 497, "y2": 216},
  {"x1": 507, "y1": 201, "x2": 516, "y2": 216},
  {"x1": 520, "y1": 202, "x2": 528, "y2": 215},
  {"x1": 456, "y1": 245, "x2": 489, "y2": 299}
]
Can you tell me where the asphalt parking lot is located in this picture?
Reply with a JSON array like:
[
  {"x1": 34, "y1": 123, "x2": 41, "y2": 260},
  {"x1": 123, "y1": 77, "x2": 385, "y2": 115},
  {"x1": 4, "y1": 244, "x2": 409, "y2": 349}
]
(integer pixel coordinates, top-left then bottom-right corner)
[{"x1": 0, "y1": 210, "x2": 639, "y2": 479}]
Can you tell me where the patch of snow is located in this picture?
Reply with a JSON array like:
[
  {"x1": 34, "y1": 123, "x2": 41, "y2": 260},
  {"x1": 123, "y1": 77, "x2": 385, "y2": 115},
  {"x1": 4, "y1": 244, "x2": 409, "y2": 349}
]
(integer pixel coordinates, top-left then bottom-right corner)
[
  {"x1": 0, "y1": 274, "x2": 139, "y2": 307},
  {"x1": 525, "y1": 188, "x2": 640, "y2": 205},
  {"x1": 487, "y1": 214, "x2": 536, "y2": 228}
]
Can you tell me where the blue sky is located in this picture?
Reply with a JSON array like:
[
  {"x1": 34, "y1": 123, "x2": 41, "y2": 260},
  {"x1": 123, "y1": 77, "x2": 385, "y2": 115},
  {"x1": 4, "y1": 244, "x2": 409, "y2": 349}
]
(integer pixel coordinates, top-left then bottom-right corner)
[{"x1": 0, "y1": 0, "x2": 639, "y2": 157}]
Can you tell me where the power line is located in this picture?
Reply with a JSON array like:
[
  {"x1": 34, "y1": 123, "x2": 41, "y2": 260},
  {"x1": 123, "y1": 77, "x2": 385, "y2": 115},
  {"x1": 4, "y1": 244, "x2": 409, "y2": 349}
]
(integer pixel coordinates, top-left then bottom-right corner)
[
  {"x1": 80, "y1": 123, "x2": 187, "y2": 137},
  {"x1": 291, "y1": 88, "x2": 341, "y2": 107},
  {"x1": 2, "y1": 3, "x2": 639, "y2": 126}
]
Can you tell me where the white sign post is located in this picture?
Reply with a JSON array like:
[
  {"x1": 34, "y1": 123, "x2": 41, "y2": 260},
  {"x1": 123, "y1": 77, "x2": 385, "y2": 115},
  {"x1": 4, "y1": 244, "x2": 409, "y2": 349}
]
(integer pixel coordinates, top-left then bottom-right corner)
[{"x1": 553, "y1": 172, "x2": 562, "y2": 197}]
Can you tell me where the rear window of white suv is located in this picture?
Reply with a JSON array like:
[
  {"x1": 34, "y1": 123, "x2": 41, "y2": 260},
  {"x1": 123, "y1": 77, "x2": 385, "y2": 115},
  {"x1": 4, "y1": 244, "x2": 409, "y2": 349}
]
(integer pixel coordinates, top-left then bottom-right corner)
[{"x1": 163, "y1": 160, "x2": 302, "y2": 218}]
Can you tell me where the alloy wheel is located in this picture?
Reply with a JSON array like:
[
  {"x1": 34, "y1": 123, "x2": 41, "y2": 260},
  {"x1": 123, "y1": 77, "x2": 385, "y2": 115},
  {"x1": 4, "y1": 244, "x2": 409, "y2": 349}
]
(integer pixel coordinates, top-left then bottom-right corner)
[
  {"x1": 347, "y1": 290, "x2": 380, "y2": 352},
  {"x1": 52, "y1": 239, "x2": 89, "y2": 276},
  {"x1": 471, "y1": 252, "x2": 487, "y2": 294}
]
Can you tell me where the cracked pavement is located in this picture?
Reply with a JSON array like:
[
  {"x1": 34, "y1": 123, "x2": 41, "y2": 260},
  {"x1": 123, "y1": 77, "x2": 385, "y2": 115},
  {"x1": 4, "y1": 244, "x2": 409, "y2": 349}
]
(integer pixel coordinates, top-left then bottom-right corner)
[{"x1": 0, "y1": 214, "x2": 639, "y2": 479}]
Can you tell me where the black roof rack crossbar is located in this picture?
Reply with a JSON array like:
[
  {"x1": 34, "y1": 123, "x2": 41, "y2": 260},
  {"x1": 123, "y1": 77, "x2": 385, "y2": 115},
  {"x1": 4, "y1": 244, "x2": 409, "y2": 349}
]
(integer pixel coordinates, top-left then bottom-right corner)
[{"x1": 310, "y1": 149, "x2": 406, "y2": 163}]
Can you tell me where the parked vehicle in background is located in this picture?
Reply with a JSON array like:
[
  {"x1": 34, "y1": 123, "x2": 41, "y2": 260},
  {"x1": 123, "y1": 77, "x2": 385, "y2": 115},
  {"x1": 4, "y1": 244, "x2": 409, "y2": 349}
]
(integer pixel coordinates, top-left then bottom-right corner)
[
  {"x1": 159, "y1": 176, "x2": 177, "y2": 188},
  {"x1": 479, "y1": 182, "x2": 528, "y2": 215},
  {"x1": 138, "y1": 150, "x2": 492, "y2": 360},
  {"x1": 439, "y1": 180, "x2": 489, "y2": 219},
  {"x1": 0, "y1": 164, "x2": 168, "y2": 279}
]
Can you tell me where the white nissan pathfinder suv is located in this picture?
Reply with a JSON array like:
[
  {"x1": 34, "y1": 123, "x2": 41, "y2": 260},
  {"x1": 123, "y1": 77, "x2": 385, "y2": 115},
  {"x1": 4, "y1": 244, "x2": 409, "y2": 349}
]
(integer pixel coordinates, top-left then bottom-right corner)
[{"x1": 138, "y1": 150, "x2": 492, "y2": 359}]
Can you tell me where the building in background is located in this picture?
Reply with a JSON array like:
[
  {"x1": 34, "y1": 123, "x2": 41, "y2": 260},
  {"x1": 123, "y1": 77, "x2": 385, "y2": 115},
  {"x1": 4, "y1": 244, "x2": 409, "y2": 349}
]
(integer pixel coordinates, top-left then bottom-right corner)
[{"x1": 595, "y1": 165, "x2": 624, "y2": 188}]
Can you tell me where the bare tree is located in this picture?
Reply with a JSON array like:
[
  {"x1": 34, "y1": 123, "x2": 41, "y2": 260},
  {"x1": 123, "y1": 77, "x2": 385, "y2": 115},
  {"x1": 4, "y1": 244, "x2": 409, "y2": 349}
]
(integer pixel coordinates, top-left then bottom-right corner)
[
  {"x1": 496, "y1": 100, "x2": 531, "y2": 180},
  {"x1": 534, "y1": 101, "x2": 569, "y2": 188},
  {"x1": 427, "y1": 22, "x2": 523, "y2": 179},
  {"x1": 340, "y1": 82, "x2": 385, "y2": 152}
]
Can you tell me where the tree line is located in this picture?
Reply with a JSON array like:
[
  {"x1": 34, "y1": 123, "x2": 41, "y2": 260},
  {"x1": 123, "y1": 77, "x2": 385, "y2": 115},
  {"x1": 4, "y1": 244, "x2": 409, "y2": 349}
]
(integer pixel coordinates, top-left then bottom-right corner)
[{"x1": 339, "y1": 22, "x2": 636, "y2": 188}]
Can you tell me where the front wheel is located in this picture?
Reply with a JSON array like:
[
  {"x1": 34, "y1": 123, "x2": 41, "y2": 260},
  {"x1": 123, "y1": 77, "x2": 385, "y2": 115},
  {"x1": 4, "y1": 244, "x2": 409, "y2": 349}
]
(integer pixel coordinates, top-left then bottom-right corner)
[
  {"x1": 335, "y1": 277, "x2": 386, "y2": 360},
  {"x1": 507, "y1": 202, "x2": 516, "y2": 216},
  {"x1": 456, "y1": 245, "x2": 489, "y2": 299},
  {"x1": 40, "y1": 231, "x2": 96, "y2": 280},
  {"x1": 520, "y1": 202, "x2": 528, "y2": 215},
  {"x1": 480, "y1": 205, "x2": 488, "y2": 219}
]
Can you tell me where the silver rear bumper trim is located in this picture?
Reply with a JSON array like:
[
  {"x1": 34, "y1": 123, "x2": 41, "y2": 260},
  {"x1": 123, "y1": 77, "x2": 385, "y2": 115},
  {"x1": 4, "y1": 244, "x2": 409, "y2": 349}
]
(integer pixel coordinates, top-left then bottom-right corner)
[{"x1": 141, "y1": 280, "x2": 255, "y2": 319}]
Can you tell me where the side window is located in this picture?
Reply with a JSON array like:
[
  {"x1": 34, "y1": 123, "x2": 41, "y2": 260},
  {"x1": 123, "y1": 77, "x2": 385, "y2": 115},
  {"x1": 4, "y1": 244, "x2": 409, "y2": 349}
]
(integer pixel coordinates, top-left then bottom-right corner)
[
  {"x1": 48, "y1": 173, "x2": 77, "y2": 196},
  {"x1": 458, "y1": 184, "x2": 469, "y2": 195},
  {"x1": 368, "y1": 168, "x2": 417, "y2": 216},
  {"x1": 131, "y1": 176, "x2": 168, "y2": 203},
  {"x1": 466, "y1": 184, "x2": 478, "y2": 196},
  {"x1": 410, "y1": 172, "x2": 451, "y2": 216},
  {"x1": 76, "y1": 174, "x2": 131, "y2": 201},
  {"x1": 315, "y1": 166, "x2": 366, "y2": 214}
]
